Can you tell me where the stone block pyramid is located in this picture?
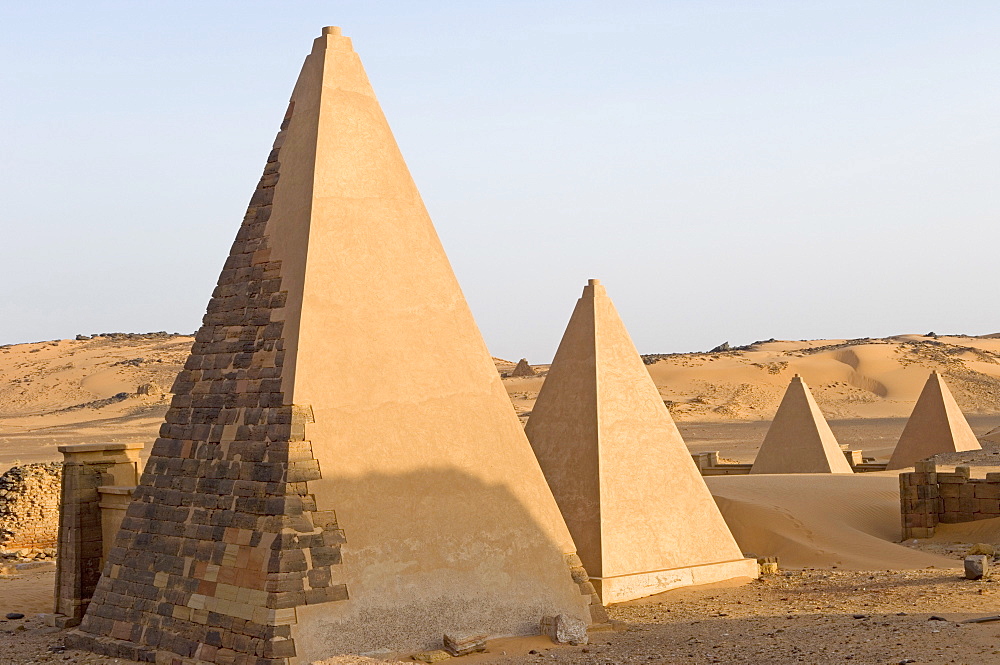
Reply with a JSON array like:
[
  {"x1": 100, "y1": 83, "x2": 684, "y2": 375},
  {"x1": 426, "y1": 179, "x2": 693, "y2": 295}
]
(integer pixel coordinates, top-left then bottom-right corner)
[
  {"x1": 68, "y1": 27, "x2": 601, "y2": 664},
  {"x1": 510, "y1": 358, "x2": 537, "y2": 377}
]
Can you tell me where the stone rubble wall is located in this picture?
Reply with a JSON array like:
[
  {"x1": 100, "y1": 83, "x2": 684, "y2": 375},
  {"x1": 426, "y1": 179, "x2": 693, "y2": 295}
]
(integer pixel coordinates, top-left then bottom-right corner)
[
  {"x1": 900, "y1": 460, "x2": 1000, "y2": 539},
  {"x1": 0, "y1": 462, "x2": 62, "y2": 555}
]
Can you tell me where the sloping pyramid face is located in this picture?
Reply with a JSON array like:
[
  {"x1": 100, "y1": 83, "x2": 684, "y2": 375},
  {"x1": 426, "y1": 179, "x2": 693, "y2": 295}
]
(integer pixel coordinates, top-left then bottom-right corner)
[
  {"x1": 886, "y1": 371, "x2": 981, "y2": 470},
  {"x1": 511, "y1": 358, "x2": 537, "y2": 377},
  {"x1": 524, "y1": 280, "x2": 757, "y2": 604},
  {"x1": 750, "y1": 375, "x2": 854, "y2": 474},
  {"x1": 69, "y1": 27, "x2": 599, "y2": 664}
]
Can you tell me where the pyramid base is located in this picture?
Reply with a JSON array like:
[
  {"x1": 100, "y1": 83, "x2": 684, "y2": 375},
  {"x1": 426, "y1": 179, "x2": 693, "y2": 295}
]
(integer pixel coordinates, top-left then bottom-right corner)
[
  {"x1": 65, "y1": 631, "x2": 158, "y2": 663},
  {"x1": 592, "y1": 558, "x2": 760, "y2": 604}
]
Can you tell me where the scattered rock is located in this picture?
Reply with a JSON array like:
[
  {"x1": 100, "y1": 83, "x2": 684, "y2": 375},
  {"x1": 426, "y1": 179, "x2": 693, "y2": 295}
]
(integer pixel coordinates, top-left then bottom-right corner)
[
  {"x1": 442, "y1": 632, "x2": 486, "y2": 656},
  {"x1": 541, "y1": 614, "x2": 588, "y2": 646},
  {"x1": 965, "y1": 554, "x2": 989, "y2": 580},
  {"x1": 757, "y1": 556, "x2": 780, "y2": 575},
  {"x1": 967, "y1": 543, "x2": 996, "y2": 557},
  {"x1": 5, "y1": 613, "x2": 23, "y2": 620}
]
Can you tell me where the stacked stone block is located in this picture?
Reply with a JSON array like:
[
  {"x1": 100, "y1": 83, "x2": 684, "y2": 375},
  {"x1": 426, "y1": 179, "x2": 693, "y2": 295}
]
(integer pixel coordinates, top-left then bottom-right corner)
[
  {"x1": 0, "y1": 462, "x2": 62, "y2": 551},
  {"x1": 55, "y1": 443, "x2": 142, "y2": 627},
  {"x1": 900, "y1": 461, "x2": 1000, "y2": 539},
  {"x1": 899, "y1": 460, "x2": 940, "y2": 539},
  {"x1": 68, "y1": 105, "x2": 349, "y2": 665}
]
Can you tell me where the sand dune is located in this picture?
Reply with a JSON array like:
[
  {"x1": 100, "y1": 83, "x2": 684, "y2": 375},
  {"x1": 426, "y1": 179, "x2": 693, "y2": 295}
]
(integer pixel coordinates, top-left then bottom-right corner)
[
  {"x1": 645, "y1": 335, "x2": 1000, "y2": 421},
  {"x1": 0, "y1": 334, "x2": 189, "y2": 470},
  {"x1": 708, "y1": 473, "x2": 956, "y2": 570},
  {"x1": 0, "y1": 332, "x2": 996, "y2": 574},
  {"x1": 503, "y1": 334, "x2": 1000, "y2": 423}
]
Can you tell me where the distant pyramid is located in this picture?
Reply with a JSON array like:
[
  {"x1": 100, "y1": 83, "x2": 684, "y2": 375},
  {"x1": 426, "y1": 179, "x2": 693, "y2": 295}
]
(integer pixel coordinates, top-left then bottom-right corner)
[
  {"x1": 511, "y1": 358, "x2": 537, "y2": 377},
  {"x1": 69, "y1": 27, "x2": 600, "y2": 664},
  {"x1": 525, "y1": 279, "x2": 757, "y2": 603},
  {"x1": 750, "y1": 375, "x2": 854, "y2": 474},
  {"x1": 886, "y1": 371, "x2": 981, "y2": 470}
]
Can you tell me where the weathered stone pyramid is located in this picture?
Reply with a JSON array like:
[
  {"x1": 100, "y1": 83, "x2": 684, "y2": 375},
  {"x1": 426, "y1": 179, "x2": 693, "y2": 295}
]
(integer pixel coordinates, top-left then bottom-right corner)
[
  {"x1": 524, "y1": 279, "x2": 757, "y2": 603},
  {"x1": 68, "y1": 27, "x2": 600, "y2": 664},
  {"x1": 511, "y1": 358, "x2": 537, "y2": 377},
  {"x1": 750, "y1": 375, "x2": 854, "y2": 474},
  {"x1": 886, "y1": 371, "x2": 981, "y2": 470}
]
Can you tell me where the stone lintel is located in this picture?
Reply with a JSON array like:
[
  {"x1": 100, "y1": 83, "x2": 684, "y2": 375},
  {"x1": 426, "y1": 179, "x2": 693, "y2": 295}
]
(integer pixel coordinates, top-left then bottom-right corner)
[{"x1": 58, "y1": 442, "x2": 144, "y2": 457}]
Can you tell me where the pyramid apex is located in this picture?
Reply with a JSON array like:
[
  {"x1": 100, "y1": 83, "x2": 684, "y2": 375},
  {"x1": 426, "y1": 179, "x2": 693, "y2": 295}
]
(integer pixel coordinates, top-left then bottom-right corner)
[
  {"x1": 315, "y1": 25, "x2": 353, "y2": 52},
  {"x1": 582, "y1": 278, "x2": 606, "y2": 297}
]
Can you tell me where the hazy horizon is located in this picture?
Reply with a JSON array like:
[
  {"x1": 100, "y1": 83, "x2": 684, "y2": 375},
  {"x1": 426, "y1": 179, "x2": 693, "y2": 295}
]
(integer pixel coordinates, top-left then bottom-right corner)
[{"x1": 3, "y1": 1, "x2": 998, "y2": 362}]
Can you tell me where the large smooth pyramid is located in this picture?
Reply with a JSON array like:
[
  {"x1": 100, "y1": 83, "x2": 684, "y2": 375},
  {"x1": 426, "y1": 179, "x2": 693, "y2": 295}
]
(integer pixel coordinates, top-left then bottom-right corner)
[
  {"x1": 750, "y1": 375, "x2": 854, "y2": 474},
  {"x1": 69, "y1": 27, "x2": 599, "y2": 664},
  {"x1": 524, "y1": 280, "x2": 757, "y2": 604},
  {"x1": 886, "y1": 371, "x2": 981, "y2": 470}
]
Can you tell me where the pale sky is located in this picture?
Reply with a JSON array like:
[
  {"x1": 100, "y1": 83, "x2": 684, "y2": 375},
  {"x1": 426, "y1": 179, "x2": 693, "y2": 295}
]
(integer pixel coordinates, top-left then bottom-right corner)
[{"x1": 2, "y1": 1, "x2": 998, "y2": 361}]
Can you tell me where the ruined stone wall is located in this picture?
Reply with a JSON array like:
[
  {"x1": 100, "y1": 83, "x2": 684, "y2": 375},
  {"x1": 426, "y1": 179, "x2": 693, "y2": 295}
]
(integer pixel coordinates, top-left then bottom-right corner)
[
  {"x1": 0, "y1": 462, "x2": 61, "y2": 553},
  {"x1": 900, "y1": 461, "x2": 1000, "y2": 539}
]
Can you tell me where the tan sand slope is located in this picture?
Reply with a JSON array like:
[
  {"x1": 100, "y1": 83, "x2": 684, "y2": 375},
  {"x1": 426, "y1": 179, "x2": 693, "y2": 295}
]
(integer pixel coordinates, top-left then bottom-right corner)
[
  {"x1": 930, "y1": 515, "x2": 1000, "y2": 544},
  {"x1": 5, "y1": 332, "x2": 1000, "y2": 444},
  {"x1": 497, "y1": 334, "x2": 1000, "y2": 422},
  {"x1": 0, "y1": 334, "x2": 190, "y2": 470},
  {"x1": 645, "y1": 335, "x2": 1000, "y2": 421},
  {"x1": 707, "y1": 473, "x2": 956, "y2": 569}
]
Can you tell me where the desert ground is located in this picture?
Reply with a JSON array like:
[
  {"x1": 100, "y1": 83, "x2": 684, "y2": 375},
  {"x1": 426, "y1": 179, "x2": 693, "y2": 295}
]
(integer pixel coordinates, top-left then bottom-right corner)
[{"x1": 4, "y1": 332, "x2": 1000, "y2": 663}]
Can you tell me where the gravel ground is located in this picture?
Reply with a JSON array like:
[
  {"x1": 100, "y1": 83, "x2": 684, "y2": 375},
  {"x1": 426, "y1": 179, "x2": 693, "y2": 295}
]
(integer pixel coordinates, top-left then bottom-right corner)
[{"x1": 6, "y1": 569, "x2": 999, "y2": 665}]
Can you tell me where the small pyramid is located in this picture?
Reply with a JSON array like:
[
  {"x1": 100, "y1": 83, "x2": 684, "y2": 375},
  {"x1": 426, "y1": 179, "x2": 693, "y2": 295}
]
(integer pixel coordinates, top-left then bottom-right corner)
[
  {"x1": 525, "y1": 279, "x2": 758, "y2": 603},
  {"x1": 750, "y1": 375, "x2": 854, "y2": 474},
  {"x1": 511, "y1": 358, "x2": 537, "y2": 377},
  {"x1": 69, "y1": 28, "x2": 599, "y2": 664},
  {"x1": 886, "y1": 371, "x2": 981, "y2": 470}
]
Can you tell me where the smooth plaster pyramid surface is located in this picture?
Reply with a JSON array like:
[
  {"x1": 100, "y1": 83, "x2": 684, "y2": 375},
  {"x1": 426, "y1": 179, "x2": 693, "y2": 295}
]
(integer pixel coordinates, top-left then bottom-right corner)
[
  {"x1": 750, "y1": 375, "x2": 854, "y2": 474},
  {"x1": 886, "y1": 371, "x2": 981, "y2": 470},
  {"x1": 70, "y1": 28, "x2": 599, "y2": 665},
  {"x1": 524, "y1": 280, "x2": 758, "y2": 604}
]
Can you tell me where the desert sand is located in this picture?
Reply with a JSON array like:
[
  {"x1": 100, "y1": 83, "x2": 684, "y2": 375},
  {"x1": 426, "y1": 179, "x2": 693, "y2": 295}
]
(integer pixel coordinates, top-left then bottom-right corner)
[
  {"x1": 0, "y1": 333, "x2": 186, "y2": 472},
  {"x1": 6, "y1": 332, "x2": 1000, "y2": 467},
  {"x1": 4, "y1": 332, "x2": 1000, "y2": 661}
]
